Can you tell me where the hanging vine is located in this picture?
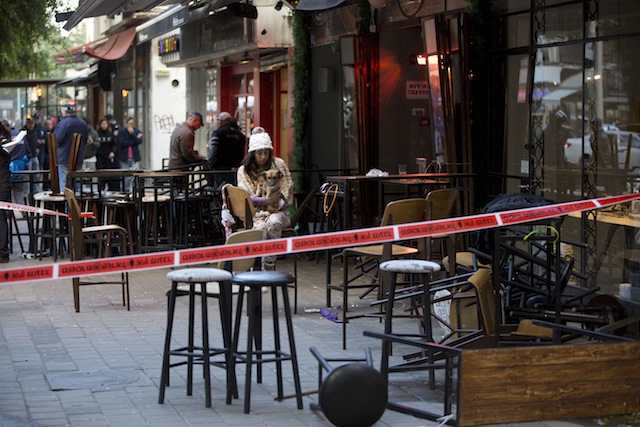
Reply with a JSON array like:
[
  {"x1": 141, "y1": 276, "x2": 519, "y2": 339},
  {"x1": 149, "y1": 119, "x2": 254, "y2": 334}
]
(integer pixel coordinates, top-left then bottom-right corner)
[{"x1": 291, "y1": 10, "x2": 310, "y2": 187}]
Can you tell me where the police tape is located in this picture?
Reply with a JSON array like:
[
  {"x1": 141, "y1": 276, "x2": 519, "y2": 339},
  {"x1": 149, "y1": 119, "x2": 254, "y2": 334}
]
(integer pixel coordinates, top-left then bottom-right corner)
[
  {"x1": 0, "y1": 201, "x2": 94, "y2": 219},
  {"x1": 1, "y1": 193, "x2": 639, "y2": 285},
  {"x1": 0, "y1": 201, "x2": 69, "y2": 217}
]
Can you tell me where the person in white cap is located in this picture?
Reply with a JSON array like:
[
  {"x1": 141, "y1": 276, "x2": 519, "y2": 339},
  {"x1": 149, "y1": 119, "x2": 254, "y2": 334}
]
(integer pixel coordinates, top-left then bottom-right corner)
[{"x1": 236, "y1": 126, "x2": 293, "y2": 269}]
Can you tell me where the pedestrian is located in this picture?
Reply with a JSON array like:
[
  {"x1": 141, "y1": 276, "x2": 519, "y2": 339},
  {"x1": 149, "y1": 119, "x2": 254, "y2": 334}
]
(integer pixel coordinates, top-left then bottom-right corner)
[
  {"x1": 82, "y1": 118, "x2": 100, "y2": 172},
  {"x1": 236, "y1": 126, "x2": 293, "y2": 269},
  {"x1": 591, "y1": 117, "x2": 613, "y2": 169},
  {"x1": 95, "y1": 118, "x2": 121, "y2": 191},
  {"x1": 105, "y1": 114, "x2": 120, "y2": 137},
  {"x1": 168, "y1": 112, "x2": 207, "y2": 170},
  {"x1": 208, "y1": 111, "x2": 245, "y2": 187},
  {"x1": 9, "y1": 120, "x2": 32, "y2": 205},
  {"x1": 23, "y1": 115, "x2": 41, "y2": 193},
  {"x1": 116, "y1": 116, "x2": 143, "y2": 191},
  {"x1": 0, "y1": 120, "x2": 13, "y2": 263},
  {"x1": 54, "y1": 105, "x2": 87, "y2": 192}
]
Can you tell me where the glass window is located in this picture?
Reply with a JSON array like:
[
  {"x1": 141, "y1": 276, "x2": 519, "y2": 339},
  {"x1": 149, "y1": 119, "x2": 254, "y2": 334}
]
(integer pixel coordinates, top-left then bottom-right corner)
[
  {"x1": 205, "y1": 67, "x2": 218, "y2": 125},
  {"x1": 230, "y1": 72, "x2": 254, "y2": 135}
]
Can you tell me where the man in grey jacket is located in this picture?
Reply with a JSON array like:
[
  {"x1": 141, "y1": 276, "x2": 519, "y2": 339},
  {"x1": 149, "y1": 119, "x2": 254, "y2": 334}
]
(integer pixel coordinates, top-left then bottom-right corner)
[{"x1": 168, "y1": 112, "x2": 206, "y2": 171}]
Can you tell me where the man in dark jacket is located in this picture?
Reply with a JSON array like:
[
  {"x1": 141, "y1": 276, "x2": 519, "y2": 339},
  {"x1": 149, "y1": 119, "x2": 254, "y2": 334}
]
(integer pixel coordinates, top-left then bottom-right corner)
[
  {"x1": 0, "y1": 121, "x2": 13, "y2": 262},
  {"x1": 207, "y1": 111, "x2": 245, "y2": 187},
  {"x1": 54, "y1": 105, "x2": 87, "y2": 192},
  {"x1": 23, "y1": 115, "x2": 41, "y2": 193}
]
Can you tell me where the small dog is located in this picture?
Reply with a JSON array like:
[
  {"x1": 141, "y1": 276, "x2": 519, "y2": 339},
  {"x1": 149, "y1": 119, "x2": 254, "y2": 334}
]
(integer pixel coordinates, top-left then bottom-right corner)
[{"x1": 257, "y1": 169, "x2": 284, "y2": 213}]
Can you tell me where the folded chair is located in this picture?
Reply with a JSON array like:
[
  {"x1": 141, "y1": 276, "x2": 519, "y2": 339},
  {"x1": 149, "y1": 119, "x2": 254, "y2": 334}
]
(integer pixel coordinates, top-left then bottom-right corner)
[
  {"x1": 223, "y1": 185, "x2": 299, "y2": 313},
  {"x1": 64, "y1": 187, "x2": 130, "y2": 312},
  {"x1": 327, "y1": 198, "x2": 429, "y2": 349}
]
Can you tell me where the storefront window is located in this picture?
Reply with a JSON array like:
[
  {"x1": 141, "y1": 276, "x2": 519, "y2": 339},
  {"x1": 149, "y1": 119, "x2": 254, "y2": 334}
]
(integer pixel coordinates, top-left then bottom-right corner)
[
  {"x1": 230, "y1": 72, "x2": 254, "y2": 134},
  {"x1": 494, "y1": 0, "x2": 640, "y2": 291},
  {"x1": 205, "y1": 67, "x2": 218, "y2": 125}
]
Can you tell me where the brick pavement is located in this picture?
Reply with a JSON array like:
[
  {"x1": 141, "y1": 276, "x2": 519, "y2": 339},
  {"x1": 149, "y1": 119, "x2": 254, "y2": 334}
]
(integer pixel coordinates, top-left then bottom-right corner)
[{"x1": 0, "y1": 250, "x2": 619, "y2": 427}]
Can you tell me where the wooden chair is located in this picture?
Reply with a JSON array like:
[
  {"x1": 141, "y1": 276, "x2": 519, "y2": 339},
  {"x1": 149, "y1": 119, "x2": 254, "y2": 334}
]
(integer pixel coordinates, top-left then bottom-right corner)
[
  {"x1": 327, "y1": 198, "x2": 428, "y2": 349},
  {"x1": 425, "y1": 188, "x2": 461, "y2": 275},
  {"x1": 68, "y1": 133, "x2": 82, "y2": 172},
  {"x1": 47, "y1": 132, "x2": 60, "y2": 195},
  {"x1": 64, "y1": 187, "x2": 130, "y2": 312},
  {"x1": 223, "y1": 185, "x2": 299, "y2": 312}
]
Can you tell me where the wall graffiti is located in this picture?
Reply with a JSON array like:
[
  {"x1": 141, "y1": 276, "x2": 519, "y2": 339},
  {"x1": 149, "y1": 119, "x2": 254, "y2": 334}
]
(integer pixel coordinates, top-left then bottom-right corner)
[{"x1": 154, "y1": 114, "x2": 176, "y2": 133}]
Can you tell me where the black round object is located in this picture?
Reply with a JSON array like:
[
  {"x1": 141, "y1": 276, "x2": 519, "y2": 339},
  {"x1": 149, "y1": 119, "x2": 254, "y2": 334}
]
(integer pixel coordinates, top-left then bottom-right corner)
[{"x1": 318, "y1": 363, "x2": 388, "y2": 427}]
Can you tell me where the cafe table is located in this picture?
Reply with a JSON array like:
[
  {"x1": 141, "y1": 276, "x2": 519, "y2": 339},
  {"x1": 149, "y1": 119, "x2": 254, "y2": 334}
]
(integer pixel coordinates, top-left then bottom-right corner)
[
  {"x1": 326, "y1": 172, "x2": 474, "y2": 230},
  {"x1": 568, "y1": 208, "x2": 640, "y2": 282}
]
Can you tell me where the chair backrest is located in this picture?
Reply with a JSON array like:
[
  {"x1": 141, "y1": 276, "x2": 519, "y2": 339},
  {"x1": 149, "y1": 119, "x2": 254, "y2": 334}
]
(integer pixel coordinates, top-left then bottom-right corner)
[
  {"x1": 64, "y1": 187, "x2": 84, "y2": 261},
  {"x1": 218, "y1": 229, "x2": 263, "y2": 272},
  {"x1": 379, "y1": 198, "x2": 428, "y2": 226},
  {"x1": 68, "y1": 133, "x2": 83, "y2": 172},
  {"x1": 47, "y1": 132, "x2": 60, "y2": 195},
  {"x1": 467, "y1": 268, "x2": 499, "y2": 335},
  {"x1": 425, "y1": 188, "x2": 460, "y2": 220},
  {"x1": 225, "y1": 185, "x2": 255, "y2": 229}
]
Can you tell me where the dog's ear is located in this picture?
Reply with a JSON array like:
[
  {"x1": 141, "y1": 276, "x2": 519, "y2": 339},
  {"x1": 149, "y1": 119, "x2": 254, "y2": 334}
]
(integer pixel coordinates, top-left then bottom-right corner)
[
  {"x1": 259, "y1": 171, "x2": 267, "y2": 179},
  {"x1": 277, "y1": 171, "x2": 282, "y2": 179}
]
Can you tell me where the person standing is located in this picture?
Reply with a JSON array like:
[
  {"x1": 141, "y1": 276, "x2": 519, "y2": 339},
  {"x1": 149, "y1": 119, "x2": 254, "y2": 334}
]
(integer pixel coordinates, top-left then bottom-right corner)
[
  {"x1": 23, "y1": 115, "x2": 40, "y2": 194},
  {"x1": 116, "y1": 117, "x2": 143, "y2": 191},
  {"x1": 0, "y1": 121, "x2": 13, "y2": 262},
  {"x1": 82, "y1": 118, "x2": 100, "y2": 172},
  {"x1": 96, "y1": 118, "x2": 120, "y2": 191},
  {"x1": 236, "y1": 127, "x2": 293, "y2": 269},
  {"x1": 10, "y1": 120, "x2": 32, "y2": 204},
  {"x1": 207, "y1": 111, "x2": 245, "y2": 187},
  {"x1": 105, "y1": 114, "x2": 120, "y2": 138},
  {"x1": 168, "y1": 112, "x2": 206, "y2": 170},
  {"x1": 54, "y1": 105, "x2": 87, "y2": 192}
]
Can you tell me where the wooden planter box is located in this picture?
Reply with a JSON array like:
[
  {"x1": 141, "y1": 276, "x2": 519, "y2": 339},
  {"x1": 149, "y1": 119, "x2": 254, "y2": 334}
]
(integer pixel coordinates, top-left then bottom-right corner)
[{"x1": 457, "y1": 342, "x2": 640, "y2": 426}]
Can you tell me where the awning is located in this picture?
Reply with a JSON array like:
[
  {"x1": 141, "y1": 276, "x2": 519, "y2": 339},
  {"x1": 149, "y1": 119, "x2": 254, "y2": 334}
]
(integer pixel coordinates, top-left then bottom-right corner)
[
  {"x1": 85, "y1": 27, "x2": 137, "y2": 60},
  {"x1": 55, "y1": 27, "x2": 137, "y2": 65},
  {"x1": 541, "y1": 88, "x2": 579, "y2": 104},
  {"x1": 136, "y1": 5, "x2": 188, "y2": 45},
  {"x1": 56, "y1": 67, "x2": 99, "y2": 87},
  {"x1": 63, "y1": 0, "x2": 180, "y2": 31}
]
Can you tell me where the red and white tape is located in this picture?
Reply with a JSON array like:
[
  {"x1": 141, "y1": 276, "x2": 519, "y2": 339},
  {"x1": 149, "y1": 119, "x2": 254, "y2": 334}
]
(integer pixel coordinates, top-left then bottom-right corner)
[
  {"x1": 0, "y1": 201, "x2": 94, "y2": 219},
  {"x1": 0, "y1": 201, "x2": 69, "y2": 217},
  {"x1": 1, "y1": 193, "x2": 639, "y2": 285}
]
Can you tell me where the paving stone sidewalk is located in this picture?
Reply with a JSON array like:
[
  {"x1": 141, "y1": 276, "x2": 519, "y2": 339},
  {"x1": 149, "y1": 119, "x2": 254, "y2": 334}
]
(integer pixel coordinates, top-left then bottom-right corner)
[{"x1": 0, "y1": 253, "x2": 632, "y2": 427}]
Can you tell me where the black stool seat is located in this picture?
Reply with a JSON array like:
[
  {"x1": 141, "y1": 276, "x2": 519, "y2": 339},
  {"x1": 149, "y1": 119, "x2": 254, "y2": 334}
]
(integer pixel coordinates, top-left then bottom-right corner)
[
  {"x1": 232, "y1": 270, "x2": 303, "y2": 414},
  {"x1": 159, "y1": 268, "x2": 234, "y2": 408}
]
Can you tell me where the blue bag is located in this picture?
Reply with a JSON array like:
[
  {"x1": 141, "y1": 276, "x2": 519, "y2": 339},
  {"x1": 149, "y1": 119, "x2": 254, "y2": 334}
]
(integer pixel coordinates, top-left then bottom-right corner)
[{"x1": 9, "y1": 155, "x2": 29, "y2": 181}]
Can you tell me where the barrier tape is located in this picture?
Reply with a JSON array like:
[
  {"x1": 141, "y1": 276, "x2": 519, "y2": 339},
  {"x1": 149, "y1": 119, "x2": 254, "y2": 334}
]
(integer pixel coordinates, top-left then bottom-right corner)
[
  {"x1": 0, "y1": 201, "x2": 94, "y2": 219},
  {"x1": 0, "y1": 201, "x2": 68, "y2": 217},
  {"x1": 1, "y1": 193, "x2": 639, "y2": 285}
]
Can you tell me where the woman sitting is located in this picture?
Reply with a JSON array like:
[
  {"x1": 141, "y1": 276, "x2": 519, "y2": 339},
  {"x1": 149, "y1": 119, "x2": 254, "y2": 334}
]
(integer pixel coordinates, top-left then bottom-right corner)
[{"x1": 236, "y1": 127, "x2": 293, "y2": 269}]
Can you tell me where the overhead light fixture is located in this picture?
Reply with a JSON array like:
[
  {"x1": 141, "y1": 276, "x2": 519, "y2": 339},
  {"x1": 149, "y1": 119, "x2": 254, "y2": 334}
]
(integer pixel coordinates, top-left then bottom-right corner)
[
  {"x1": 239, "y1": 53, "x2": 252, "y2": 64},
  {"x1": 409, "y1": 54, "x2": 427, "y2": 66}
]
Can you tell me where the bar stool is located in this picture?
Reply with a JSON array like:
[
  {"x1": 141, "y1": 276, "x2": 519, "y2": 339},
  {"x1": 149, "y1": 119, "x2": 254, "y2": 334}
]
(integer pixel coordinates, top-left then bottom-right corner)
[
  {"x1": 33, "y1": 190, "x2": 67, "y2": 261},
  {"x1": 173, "y1": 193, "x2": 208, "y2": 248},
  {"x1": 231, "y1": 270, "x2": 303, "y2": 414},
  {"x1": 159, "y1": 268, "x2": 234, "y2": 408},
  {"x1": 139, "y1": 192, "x2": 171, "y2": 251},
  {"x1": 101, "y1": 193, "x2": 136, "y2": 254},
  {"x1": 377, "y1": 259, "x2": 440, "y2": 388}
]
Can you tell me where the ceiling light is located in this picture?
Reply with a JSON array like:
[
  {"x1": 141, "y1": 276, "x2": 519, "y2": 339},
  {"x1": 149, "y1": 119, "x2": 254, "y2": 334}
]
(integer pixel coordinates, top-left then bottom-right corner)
[{"x1": 239, "y1": 53, "x2": 252, "y2": 64}]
